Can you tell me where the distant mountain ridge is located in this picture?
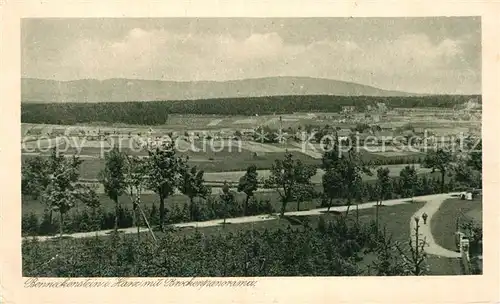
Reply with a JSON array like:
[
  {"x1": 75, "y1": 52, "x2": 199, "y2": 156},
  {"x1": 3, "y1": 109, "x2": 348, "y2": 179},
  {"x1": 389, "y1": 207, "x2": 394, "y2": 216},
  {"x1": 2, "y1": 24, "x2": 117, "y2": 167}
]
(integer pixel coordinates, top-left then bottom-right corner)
[{"x1": 21, "y1": 77, "x2": 416, "y2": 103}]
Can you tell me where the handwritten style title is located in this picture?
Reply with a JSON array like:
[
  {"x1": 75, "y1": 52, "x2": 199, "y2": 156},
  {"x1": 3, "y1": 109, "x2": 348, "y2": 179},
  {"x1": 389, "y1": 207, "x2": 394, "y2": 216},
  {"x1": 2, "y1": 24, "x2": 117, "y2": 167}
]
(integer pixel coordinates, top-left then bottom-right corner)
[{"x1": 25, "y1": 278, "x2": 257, "y2": 289}]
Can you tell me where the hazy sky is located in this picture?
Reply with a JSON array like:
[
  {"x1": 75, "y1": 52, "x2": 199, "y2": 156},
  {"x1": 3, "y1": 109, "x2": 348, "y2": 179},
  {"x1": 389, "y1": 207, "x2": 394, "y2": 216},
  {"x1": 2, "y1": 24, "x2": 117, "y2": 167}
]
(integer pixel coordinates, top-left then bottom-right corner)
[{"x1": 22, "y1": 17, "x2": 481, "y2": 94}]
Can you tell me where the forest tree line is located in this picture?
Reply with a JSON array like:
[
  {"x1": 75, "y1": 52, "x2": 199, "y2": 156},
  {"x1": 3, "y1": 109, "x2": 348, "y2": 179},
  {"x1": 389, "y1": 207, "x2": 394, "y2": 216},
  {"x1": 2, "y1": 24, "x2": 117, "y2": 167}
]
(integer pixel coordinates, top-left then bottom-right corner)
[{"x1": 21, "y1": 94, "x2": 480, "y2": 125}]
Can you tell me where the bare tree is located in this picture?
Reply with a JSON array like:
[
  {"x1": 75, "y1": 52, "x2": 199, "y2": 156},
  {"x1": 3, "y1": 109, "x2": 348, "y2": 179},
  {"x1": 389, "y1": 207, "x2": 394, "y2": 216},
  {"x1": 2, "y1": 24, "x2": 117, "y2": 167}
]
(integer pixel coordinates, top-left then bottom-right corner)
[{"x1": 396, "y1": 217, "x2": 429, "y2": 276}]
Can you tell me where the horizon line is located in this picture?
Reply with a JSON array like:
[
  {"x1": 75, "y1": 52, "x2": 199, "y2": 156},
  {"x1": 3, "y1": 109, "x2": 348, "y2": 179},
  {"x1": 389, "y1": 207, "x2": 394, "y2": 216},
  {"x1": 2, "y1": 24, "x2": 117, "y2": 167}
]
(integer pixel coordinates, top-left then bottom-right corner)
[{"x1": 21, "y1": 76, "x2": 482, "y2": 96}]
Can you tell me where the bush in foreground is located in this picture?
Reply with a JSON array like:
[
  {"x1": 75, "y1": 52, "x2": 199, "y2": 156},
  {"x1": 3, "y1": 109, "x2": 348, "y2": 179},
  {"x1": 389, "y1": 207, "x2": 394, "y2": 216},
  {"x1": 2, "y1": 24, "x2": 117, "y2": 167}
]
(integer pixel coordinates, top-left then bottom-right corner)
[{"x1": 23, "y1": 216, "x2": 423, "y2": 277}]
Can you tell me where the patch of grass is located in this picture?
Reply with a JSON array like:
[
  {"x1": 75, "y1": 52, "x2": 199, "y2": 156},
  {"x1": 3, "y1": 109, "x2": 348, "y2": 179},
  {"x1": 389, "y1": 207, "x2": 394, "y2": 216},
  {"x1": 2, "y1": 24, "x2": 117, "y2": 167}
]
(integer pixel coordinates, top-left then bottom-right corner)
[
  {"x1": 431, "y1": 198, "x2": 483, "y2": 252},
  {"x1": 282, "y1": 216, "x2": 305, "y2": 226},
  {"x1": 185, "y1": 150, "x2": 320, "y2": 173},
  {"x1": 349, "y1": 201, "x2": 425, "y2": 243},
  {"x1": 136, "y1": 201, "x2": 425, "y2": 243},
  {"x1": 23, "y1": 144, "x2": 430, "y2": 180},
  {"x1": 164, "y1": 218, "x2": 290, "y2": 238},
  {"x1": 22, "y1": 150, "x2": 320, "y2": 179},
  {"x1": 70, "y1": 158, "x2": 431, "y2": 181},
  {"x1": 46, "y1": 236, "x2": 74, "y2": 242},
  {"x1": 426, "y1": 256, "x2": 463, "y2": 276}
]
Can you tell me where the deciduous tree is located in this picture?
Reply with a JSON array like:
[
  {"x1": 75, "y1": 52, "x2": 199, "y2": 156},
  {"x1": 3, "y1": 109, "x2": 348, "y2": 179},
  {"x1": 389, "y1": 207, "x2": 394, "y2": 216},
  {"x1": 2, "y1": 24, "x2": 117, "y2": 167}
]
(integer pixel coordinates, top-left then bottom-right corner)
[
  {"x1": 375, "y1": 167, "x2": 392, "y2": 229},
  {"x1": 22, "y1": 148, "x2": 99, "y2": 238},
  {"x1": 99, "y1": 147, "x2": 127, "y2": 233},
  {"x1": 399, "y1": 165, "x2": 418, "y2": 200},
  {"x1": 145, "y1": 143, "x2": 186, "y2": 231},
  {"x1": 220, "y1": 181, "x2": 234, "y2": 226},
  {"x1": 467, "y1": 139, "x2": 482, "y2": 171},
  {"x1": 424, "y1": 148, "x2": 454, "y2": 192},
  {"x1": 321, "y1": 132, "x2": 344, "y2": 212},
  {"x1": 339, "y1": 142, "x2": 372, "y2": 218},
  {"x1": 180, "y1": 165, "x2": 209, "y2": 221},
  {"x1": 375, "y1": 167, "x2": 392, "y2": 206},
  {"x1": 264, "y1": 152, "x2": 316, "y2": 216},
  {"x1": 396, "y1": 217, "x2": 429, "y2": 275},
  {"x1": 237, "y1": 165, "x2": 259, "y2": 215}
]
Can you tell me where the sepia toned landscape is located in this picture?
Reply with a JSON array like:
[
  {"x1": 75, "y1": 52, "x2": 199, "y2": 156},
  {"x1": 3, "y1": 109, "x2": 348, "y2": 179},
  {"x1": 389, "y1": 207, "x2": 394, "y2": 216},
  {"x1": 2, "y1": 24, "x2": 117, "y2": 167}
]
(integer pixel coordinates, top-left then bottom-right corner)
[{"x1": 21, "y1": 17, "x2": 482, "y2": 277}]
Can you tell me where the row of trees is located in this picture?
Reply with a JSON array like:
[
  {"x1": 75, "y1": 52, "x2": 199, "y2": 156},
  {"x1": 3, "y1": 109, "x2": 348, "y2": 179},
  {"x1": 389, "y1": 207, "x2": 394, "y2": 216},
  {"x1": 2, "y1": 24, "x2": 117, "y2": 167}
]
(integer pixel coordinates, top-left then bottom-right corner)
[
  {"x1": 22, "y1": 195, "x2": 276, "y2": 236},
  {"x1": 22, "y1": 95, "x2": 480, "y2": 125},
  {"x1": 23, "y1": 144, "x2": 270, "y2": 237},
  {"x1": 22, "y1": 134, "x2": 481, "y2": 238},
  {"x1": 21, "y1": 102, "x2": 169, "y2": 125},
  {"x1": 22, "y1": 166, "x2": 458, "y2": 237}
]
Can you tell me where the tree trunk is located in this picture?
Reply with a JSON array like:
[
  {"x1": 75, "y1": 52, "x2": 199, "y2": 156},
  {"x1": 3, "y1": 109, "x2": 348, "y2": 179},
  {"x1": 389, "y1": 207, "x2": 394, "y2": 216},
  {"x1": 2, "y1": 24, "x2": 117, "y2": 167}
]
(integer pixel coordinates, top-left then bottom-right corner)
[
  {"x1": 244, "y1": 195, "x2": 250, "y2": 216},
  {"x1": 441, "y1": 170, "x2": 446, "y2": 193},
  {"x1": 134, "y1": 208, "x2": 140, "y2": 242},
  {"x1": 189, "y1": 197, "x2": 194, "y2": 221},
  {"x1": 91, "y1": 208, "x2": 99, "y2": 239},
  {"x1": 138, "y1": 203, "x2": 157, "y2": 243},
  {"x1": 355, "y1": 203, "x2": 359, "y2": 226},
  {"x1": 59, "y1": 212, "x2": 64, "y2": 239},
  {"x1": 345, "y1": 204, "x2": 351, "y2": 218},
  {"x1": 327, "y1": 198, "x2": 333, "y2": 212},
  {"x1": 114, "y1": 195, "x2": 119, "y2": 233},
  {"x1": 414, "y1": 223, "x2": 420, "y2": 275},
  {"x1": 280, "y1": 199, "x2": 287, "y2": 216},
  {"x1": 159, "y1": 192, "x2": 165, "y2": 232},
  {"x1": 49, "y1": 209, "x2": 54, "y2": 234},
  {"x1": 297, "y1": 200, "x2": 301, "y2": 212},
  {"x1": 344, "y1": 196, "x2": 352, "y2": 218},
  {"x1": 223, "y1": 197, "x2": 227, "y2": 227},
  {"x1": 375, "y1": 200, "x2": 380, "y2": 232}
]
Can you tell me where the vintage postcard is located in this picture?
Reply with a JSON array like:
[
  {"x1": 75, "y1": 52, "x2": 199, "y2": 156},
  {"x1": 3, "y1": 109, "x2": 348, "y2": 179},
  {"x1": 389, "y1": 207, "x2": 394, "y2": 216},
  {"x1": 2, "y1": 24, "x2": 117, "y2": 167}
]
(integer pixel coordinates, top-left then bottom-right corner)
[{"x1": 1, "y1": 1, "x2": 499, "y2": 303}]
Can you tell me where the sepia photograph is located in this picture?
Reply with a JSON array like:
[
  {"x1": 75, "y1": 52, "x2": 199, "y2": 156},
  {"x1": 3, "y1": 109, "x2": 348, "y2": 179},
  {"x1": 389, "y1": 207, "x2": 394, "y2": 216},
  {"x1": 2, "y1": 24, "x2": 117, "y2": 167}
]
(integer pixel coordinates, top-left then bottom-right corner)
[{"x1": 18, "y1": 16, "x2": 484, "y2": 279}]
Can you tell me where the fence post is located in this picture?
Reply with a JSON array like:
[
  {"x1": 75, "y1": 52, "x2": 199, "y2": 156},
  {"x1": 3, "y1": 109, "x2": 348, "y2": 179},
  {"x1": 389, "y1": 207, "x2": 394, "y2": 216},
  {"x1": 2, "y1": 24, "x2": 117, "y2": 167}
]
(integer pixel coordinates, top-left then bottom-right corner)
[{"x1": 460, "y1": 238, "x2": 471, "y2": 274}]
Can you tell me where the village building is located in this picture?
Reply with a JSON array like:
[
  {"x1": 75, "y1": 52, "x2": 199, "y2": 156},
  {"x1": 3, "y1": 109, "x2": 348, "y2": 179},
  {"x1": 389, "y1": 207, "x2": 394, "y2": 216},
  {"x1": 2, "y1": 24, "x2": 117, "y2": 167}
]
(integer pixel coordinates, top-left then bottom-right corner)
[{"x1": 342, "y1": 106, "x2": 355, "y2": 113}]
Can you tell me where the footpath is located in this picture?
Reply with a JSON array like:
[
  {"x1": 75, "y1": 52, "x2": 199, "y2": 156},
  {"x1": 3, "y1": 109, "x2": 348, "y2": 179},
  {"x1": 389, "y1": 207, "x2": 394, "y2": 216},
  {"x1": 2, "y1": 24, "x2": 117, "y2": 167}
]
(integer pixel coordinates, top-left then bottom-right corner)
[
  {"x1": 410, "y1": 195, "x2": 461, "y2": 258},
  {"x1": 24, "y1": 192, "x2": 462, "y2": 258}
]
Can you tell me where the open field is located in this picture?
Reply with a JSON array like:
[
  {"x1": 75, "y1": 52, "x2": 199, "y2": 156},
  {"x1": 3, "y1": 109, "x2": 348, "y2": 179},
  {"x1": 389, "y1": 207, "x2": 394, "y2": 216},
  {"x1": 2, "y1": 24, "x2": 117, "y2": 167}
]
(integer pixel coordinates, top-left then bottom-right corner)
[
  {"x1": 21, "y1": 114, "x2": 323, "y2": 134},
  {"x1": 22, "y1": 138, "x2": 59, "y2": 151},
  {"x1": 21, "y1": 148, "x2": 320, "y2": 178},
  {"x1": 21, "y1": 146, "x2": 434, "y2": 181},
  {"x1": 368, "y1": 151, "x2": 421, "y2": 157},
  {"x1": 21, "y1": 136, "x2": 428, "y2": 178},
  {"x1": 200, "y1": 164, "x2": 432, "y2": 184},
  {"x1": 22, "y1": 117, "x2": 479, "y2": 143},
  {"x1": 431, "y1": 197, "x2": 483, "y2": 253},
  {"x1": 21, "y1": 115, "x2": 472, "y2": 168},
  {"x1": 22, "y1": 110, "x2": 481, "y2": 135}
]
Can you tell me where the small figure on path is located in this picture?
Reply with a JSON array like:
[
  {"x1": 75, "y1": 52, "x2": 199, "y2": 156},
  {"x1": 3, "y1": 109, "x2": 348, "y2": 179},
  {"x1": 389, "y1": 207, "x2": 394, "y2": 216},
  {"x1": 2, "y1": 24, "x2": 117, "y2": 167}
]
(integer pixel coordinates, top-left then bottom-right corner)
[{"x1": 422, "y1": 212, "x2": 428, "y2": 225}]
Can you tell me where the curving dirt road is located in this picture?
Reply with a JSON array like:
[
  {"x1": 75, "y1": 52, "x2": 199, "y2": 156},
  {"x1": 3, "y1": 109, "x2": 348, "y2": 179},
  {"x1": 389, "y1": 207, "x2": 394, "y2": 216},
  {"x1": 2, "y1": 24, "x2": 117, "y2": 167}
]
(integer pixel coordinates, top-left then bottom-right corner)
[
  {"x1": 410, "y1": 193, "x2": 461, "y2": 258},
  {"x1": 24, "y1": 193, "x2": 461, "y2": 246}
]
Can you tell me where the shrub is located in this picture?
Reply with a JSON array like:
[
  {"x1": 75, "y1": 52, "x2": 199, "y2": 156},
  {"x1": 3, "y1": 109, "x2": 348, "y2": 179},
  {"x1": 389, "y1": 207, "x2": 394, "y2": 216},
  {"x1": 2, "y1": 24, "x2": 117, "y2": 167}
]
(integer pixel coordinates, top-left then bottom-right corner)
[
  {"x1": 22, "y1": 212, "x2": 39, "y2": 236},
  {"x1": 23, "y1": 213, "x2": 387, "y2": 277},
  {"x1": 247, "y1": 198, "x2": 275, "y2": 215},
  {"x1": 38, "y1": 211, "x2": 58, "y2": 236},
  {"x1": 117, "y1": 206, "x2": 134, "y2": 229},
  {"x1": 149, "y1": 204, "x2": 159, "y2": 227}
]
